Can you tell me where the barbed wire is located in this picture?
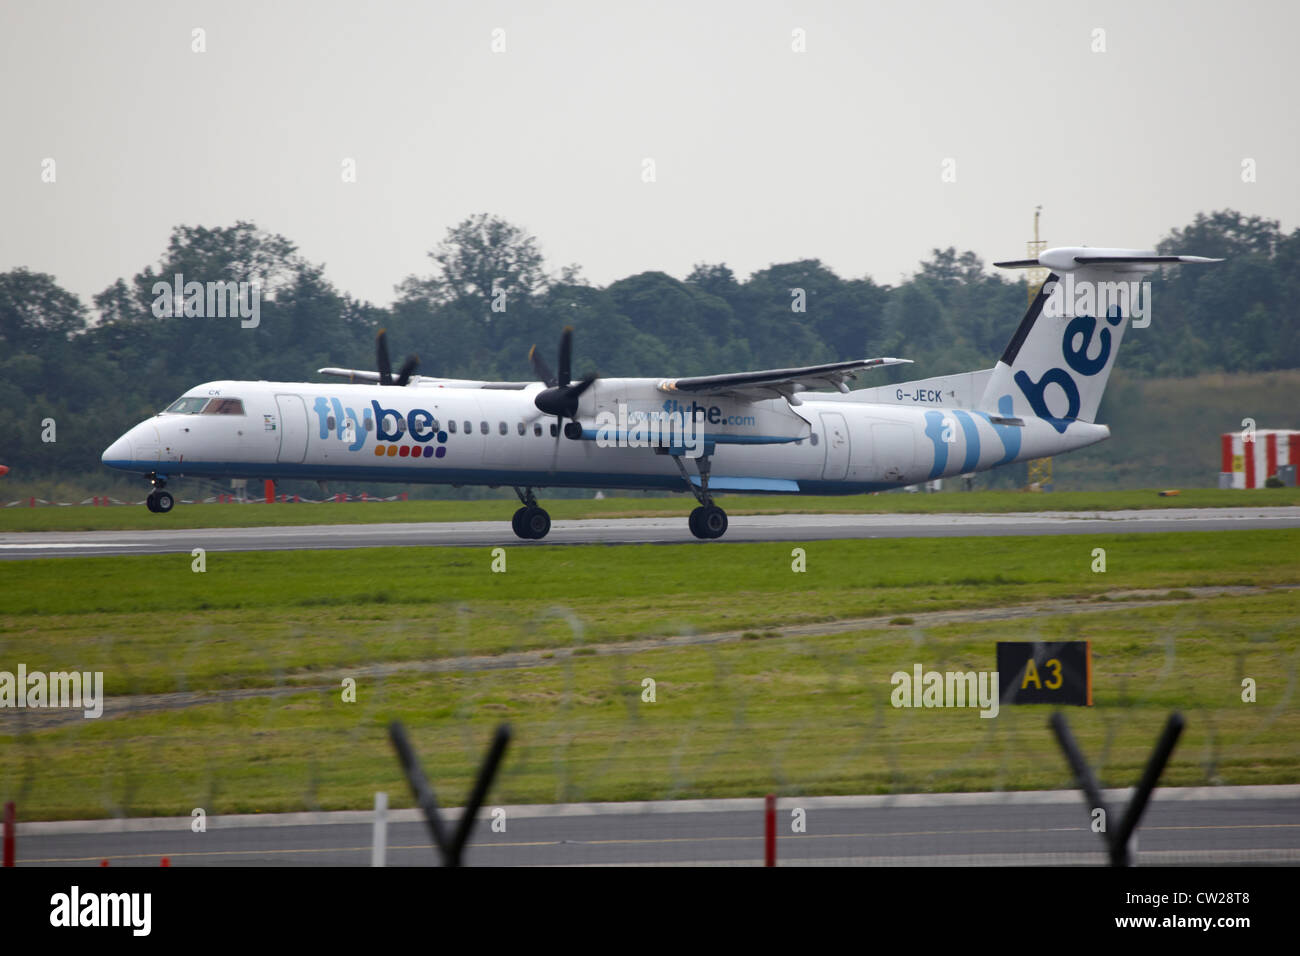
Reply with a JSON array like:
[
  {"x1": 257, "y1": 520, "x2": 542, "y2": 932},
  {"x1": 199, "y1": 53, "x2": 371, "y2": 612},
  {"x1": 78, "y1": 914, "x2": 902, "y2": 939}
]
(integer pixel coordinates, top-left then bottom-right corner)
[{"x1": 1, "y1": 603, "x2": 1296, "y2": 865}]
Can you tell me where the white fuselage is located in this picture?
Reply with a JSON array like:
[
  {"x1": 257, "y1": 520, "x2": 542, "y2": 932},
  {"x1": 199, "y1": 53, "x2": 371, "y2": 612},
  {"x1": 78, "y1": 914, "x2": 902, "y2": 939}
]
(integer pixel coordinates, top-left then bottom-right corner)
[{"x1": 101, "y1": 377, "x2": 1110, "y2": 494}]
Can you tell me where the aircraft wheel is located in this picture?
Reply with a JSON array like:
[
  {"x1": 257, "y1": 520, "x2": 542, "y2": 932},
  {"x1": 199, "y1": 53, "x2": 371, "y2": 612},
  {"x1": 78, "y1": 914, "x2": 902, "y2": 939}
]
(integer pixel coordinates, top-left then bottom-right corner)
[
  {"x1": 511, "y1": 507, "x2": 530, "y2": 539},
  {"x1": 149, "y1": 490, "x2": 174, "y2": 514},
  {"x1": 688, "y1": 506, "x2": 706, "y2": 539},
  {"x1": 699, "y1": 504, "x2": 727, "y2": 539},
  {"x1": 523, "y1": 506, "x2": 551, "y2": 539},
  {"x1": 145, "y1": 494, "x2": 159, "y2": 513}
]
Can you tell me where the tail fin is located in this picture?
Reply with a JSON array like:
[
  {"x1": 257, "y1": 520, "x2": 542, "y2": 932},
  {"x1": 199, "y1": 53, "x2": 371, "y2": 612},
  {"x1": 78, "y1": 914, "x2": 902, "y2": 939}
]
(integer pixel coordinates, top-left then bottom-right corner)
[{"x1": 979, "y1": 247, "x2": 1221, "y2": 432}]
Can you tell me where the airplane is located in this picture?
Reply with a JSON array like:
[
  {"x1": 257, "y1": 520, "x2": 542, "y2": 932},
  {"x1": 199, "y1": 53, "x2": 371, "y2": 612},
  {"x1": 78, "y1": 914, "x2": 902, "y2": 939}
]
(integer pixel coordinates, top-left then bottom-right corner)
[{"x1": 102, "y1": 247, "x2": 1220, "y2": 539}]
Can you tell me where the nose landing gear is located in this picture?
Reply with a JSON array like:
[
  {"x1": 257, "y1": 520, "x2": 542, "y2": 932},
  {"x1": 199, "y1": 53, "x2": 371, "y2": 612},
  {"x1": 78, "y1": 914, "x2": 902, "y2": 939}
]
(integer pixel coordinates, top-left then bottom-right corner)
[{"x1": 144, "y1": 473, "x2": 174, "y2": 513}]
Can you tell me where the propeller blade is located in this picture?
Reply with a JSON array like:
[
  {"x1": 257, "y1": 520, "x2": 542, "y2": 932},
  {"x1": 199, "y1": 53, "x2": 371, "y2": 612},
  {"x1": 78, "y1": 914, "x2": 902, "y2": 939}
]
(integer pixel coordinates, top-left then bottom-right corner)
[
  {"x1": 529, "y1": 344, "x2": 557, "y2": 388},
  {"x1": 376, "y1": 329, "x2": 393, "y2": 386},
  {"x1": 557, "y1": 326, "x2": 573, "y2": 388},
  {"x1": 395, "y1": 355, "x2": 419, "y2": 386},
  {"x1": 567, "y1": 371, "x2": 597, "y2": 400},
  {"x1": 533, "y1": 372, "x2": 598, "y2": 419},
  {"x1": 532, "y1": 327, "x2": 597, "y2": 432}
]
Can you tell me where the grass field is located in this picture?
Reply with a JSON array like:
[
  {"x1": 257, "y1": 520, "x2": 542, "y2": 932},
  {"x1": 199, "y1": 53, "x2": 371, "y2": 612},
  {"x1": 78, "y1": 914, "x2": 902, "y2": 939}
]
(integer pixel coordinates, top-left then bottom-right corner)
[
  {"x1": 2, "y1": 530, "x2": 1297, "y2": 820},
  {"x1": 2, "y1": 487, "x2": 1297, "y2": 532}
]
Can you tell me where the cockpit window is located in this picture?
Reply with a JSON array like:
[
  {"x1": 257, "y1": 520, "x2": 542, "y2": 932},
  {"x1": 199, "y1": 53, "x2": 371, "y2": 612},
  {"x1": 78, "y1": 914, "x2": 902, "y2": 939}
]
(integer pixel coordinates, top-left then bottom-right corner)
[
  {"x1": 202, "y1": 398, "x2": 244, "y2": 415},
  {"x1": 164, "y1": 396, "x2": 211, "y2": 414}
]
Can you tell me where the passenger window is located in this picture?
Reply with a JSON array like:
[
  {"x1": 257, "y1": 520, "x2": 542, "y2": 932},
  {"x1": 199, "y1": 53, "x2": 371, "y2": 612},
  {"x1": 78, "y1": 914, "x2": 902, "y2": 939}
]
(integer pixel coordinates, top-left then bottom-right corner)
[
  {"x1": 550, "y1": 423, "x2": 558, "y2": 438},
  {"x1": 448, "y1": 420, "x2": 457, "y2": 434},
  {"x1": 499, "y1": 422, "x2": 508, "y2": 435},
  {"x1": 810, "y1": 432, "x2": 819, "y2": 446},
  {"x1": 464, "y1": 421, "x2": 472, "y2": 434},
  {"x1": 517, "y1": 422, "x2": 526, "y2": 436},
  {"x1": 327, "y1": 415, "x2": 336, "y2": 430},
  {"x1": 202, "y1": 398, "x2": 244, "y2": 415},
  {"x1": 533, "y1": 423, "x2": 542, "y2": 437},
  {"x1": 364, "y1": 416, "x2": 373, "y2": 431},
  {"x1": 480, "y1": 421, "x2": 488, "y2": 435}
]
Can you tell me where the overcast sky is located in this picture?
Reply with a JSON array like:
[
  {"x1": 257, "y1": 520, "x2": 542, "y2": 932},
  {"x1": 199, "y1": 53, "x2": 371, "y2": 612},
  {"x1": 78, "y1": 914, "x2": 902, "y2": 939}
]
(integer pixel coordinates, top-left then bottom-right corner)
[{"x1": 2, "y1": 0, "x2": 1296, "y2": 309}]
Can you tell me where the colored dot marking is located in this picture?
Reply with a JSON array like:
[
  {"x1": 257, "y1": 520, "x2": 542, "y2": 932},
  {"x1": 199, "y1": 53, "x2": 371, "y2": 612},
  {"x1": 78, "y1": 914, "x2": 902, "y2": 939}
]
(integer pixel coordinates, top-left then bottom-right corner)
[
  {"x1": 399, "y1": 446, "x2": 409, "y2": 457},
  {"x1": 423, "y1": 446, "x2": 434, "y2": 458},
  {"x1": 373, "y1": 446, "x2": 384, "y2": 457},
  {"x1": 435, "y1": 447, "x2": 446, "y2": 458},
  {"x1": 386, "y1": 446, "x2": 398, "y2": 457}
]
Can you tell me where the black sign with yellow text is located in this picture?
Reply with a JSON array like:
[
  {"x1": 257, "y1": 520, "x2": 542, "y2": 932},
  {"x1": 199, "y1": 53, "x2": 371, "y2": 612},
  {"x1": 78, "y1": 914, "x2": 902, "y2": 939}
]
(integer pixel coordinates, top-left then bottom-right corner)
[{"x1": 996, "y1": 641, "x2": 1092, "y2": 706}]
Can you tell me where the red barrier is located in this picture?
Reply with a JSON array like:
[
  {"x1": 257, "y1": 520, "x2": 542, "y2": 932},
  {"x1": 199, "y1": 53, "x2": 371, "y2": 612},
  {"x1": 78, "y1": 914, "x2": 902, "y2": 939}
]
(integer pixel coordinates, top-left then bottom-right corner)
[
  {"x1": 264, "y1": 480, "x2": 275, "y2": 504},
  {"x1": 3, "y1": 801, "x2": 14, "y2": 866},
  {"x1": 764, "y1": 794, "x2": 775, "y2": 867}
]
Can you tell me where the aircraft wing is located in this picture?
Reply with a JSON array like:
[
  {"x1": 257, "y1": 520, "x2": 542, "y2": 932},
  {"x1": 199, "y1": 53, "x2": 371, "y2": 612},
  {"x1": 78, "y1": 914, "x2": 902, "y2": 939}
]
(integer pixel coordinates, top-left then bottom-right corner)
[
  {"x1": 316, "y1": 368, "x2": 530, "y2": 389},
  {"x1": 657, "y1": 357, "x2": 911, "y2": 403}
]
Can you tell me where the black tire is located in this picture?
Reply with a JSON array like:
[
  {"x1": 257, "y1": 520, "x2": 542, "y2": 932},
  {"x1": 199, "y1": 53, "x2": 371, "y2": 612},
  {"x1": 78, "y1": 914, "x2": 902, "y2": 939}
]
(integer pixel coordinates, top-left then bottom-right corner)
[
  {"x1": 153, "y1": 490, "x2": 174, "y2": 513},
  {"x1": 524, "y1": 507, "x2": 551, "y2": 539},
  {"x1": 700, "y1": 505, "x2": 727, "y2": 539},
  {"x1": 688, "y1": 506, "x2": 707, "y2": 539},
  {"x1": 145, "y1": 493, "x2": 159, "y2": 513},
  {"x1": 511, "y1": 507, "x2": 530, "y2": 539}
]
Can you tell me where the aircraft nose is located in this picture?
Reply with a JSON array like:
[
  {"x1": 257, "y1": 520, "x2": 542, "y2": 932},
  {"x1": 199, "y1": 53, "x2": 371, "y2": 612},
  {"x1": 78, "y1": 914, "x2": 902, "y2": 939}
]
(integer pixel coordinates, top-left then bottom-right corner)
[{"x1": 102, "y1": 434, "x2": 132, "y2": 467}]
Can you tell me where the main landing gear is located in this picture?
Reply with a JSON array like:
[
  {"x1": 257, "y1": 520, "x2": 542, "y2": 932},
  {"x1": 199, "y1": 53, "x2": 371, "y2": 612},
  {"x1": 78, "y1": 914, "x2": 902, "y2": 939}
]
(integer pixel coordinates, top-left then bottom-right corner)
[
  {"x1": 673, "y1": 452, "x2": 728, "y2": 540},
  {"x1": 511, "y1": 487, "x2": 551, "y2": 539},
  {"x1": 144, "y1": 473, "x2": 174, "y2": 513}
]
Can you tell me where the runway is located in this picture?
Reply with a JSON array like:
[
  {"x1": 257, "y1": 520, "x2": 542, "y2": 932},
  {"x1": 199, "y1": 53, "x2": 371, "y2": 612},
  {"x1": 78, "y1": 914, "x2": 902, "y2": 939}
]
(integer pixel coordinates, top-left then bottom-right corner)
[
  {"x1": 15, "y1": 787, "x2": 1300, "y2": 866},
  {"x1": 2, "y1": 507, "x2": 1297, "y2": 558}
]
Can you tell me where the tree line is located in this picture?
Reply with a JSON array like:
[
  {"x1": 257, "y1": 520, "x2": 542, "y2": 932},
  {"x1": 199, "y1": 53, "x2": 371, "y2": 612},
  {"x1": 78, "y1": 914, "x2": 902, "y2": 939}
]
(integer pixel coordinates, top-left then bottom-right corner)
[{"x1": 1, "y1": 209, "x2": 1296, "y2": 484}]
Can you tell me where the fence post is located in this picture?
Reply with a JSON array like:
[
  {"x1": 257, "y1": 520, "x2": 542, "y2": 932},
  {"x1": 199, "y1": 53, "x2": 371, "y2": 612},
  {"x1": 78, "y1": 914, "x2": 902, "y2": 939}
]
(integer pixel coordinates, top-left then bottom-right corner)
[
  {"x1": 372, "y1": 791, "x2": 388, "y2": 867},
  {"x1": 1050, "y1": 710, "x2": 1185, "y2": 866},
  {"x1": 764, "y1": 794, "x2": 776, "y2": 867},
  {"x1": 3, "y1": 802, "x2": 14, "y2": 867},
  {"x1": 388, "y1": 721, "x2": 511, "y2": 867}
]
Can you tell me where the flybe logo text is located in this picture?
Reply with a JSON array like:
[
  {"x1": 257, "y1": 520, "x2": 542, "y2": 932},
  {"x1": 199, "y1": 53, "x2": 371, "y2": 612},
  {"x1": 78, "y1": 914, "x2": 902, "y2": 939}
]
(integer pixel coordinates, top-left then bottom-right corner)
[
  {"x1": 661, "y1": 399, "x2": 756, "y2": 427},
  {"x1": 312, "y1": 399, "x2": 444, "y2": 452}
]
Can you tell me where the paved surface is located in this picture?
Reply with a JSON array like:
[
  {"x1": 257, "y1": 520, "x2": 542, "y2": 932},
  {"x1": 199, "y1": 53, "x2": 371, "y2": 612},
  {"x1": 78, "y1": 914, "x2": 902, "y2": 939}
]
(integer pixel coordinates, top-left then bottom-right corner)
[
  {"x1": 15, "y1": 788, "x2": 1300, "y2": 866},
  {"x1": 2, "y1": 507, "x2": 1297, "y2": 558}
]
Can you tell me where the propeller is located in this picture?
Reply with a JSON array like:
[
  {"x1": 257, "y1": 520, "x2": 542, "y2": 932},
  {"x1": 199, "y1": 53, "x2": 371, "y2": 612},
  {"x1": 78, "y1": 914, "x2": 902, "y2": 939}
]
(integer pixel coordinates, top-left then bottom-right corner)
[
  {"x1": 528, "y1": 326, "x2": 597, "y2": 469},
  {"x1": 376, "y1": 329, "x2": 419, "y2": 386}
]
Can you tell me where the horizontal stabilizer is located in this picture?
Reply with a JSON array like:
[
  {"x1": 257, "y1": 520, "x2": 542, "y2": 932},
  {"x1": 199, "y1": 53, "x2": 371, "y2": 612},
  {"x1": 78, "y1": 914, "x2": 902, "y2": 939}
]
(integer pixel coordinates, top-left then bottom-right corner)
[{"x1": 995, "y1": 247, "x2": 1223, "y2": 273}]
